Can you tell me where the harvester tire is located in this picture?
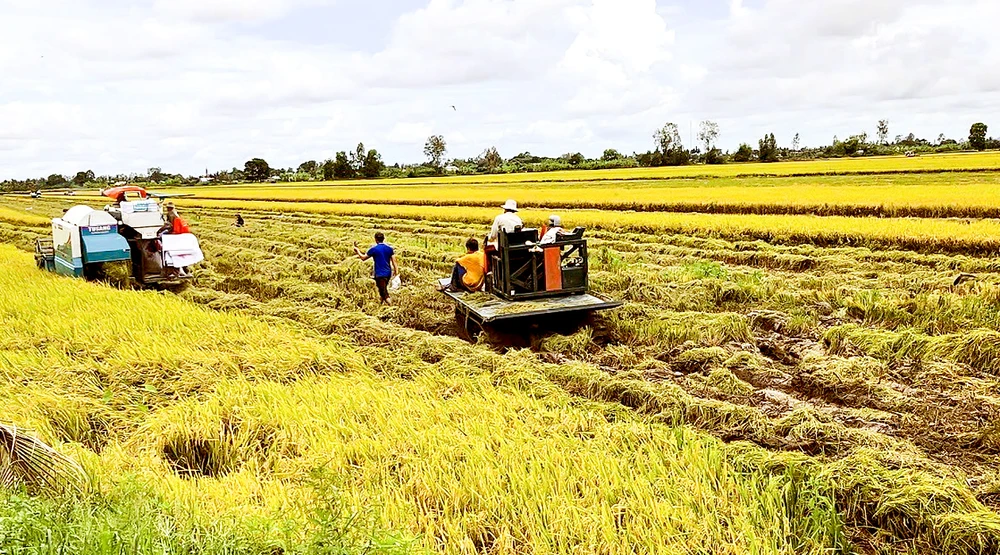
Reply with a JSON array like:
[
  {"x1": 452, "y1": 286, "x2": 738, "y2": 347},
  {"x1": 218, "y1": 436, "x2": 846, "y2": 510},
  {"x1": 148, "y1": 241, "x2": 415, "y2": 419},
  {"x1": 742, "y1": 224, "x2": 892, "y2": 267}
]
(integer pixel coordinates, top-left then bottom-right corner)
[{"x1": 454, "y1": 308, "x2": 481, "y2": 342}]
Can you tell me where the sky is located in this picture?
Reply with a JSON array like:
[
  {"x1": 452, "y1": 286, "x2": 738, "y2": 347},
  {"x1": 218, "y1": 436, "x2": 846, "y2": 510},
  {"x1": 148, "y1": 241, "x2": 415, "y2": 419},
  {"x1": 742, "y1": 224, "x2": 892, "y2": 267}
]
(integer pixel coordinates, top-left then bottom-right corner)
[{"x1": 1, "y1": 0, "x2": 998, "y2": 179}]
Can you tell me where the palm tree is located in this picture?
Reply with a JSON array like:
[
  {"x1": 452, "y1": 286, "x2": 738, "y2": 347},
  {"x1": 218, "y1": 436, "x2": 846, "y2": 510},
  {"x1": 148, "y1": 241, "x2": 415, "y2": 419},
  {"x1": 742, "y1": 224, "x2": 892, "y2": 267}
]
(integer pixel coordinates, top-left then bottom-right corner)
[{"x1": 0, "y1": 423, "x2": 84, "y2": 493}]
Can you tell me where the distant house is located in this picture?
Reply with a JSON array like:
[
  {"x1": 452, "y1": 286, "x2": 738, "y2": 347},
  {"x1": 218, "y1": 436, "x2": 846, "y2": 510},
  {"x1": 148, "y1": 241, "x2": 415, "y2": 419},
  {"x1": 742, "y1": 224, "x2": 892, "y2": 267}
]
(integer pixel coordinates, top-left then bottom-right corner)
[
  {"x1": 199, "y1": 177, "x2": 213, "y2": 184},
  {"x1": 445, "y1": 164, "x2": 460, "y2": 174}
]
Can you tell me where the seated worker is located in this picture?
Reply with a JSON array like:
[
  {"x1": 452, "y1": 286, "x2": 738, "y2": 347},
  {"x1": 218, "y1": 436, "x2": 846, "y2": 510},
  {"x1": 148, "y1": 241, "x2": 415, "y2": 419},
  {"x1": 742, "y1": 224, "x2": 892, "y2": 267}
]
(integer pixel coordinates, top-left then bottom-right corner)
[
  {"x1": 441, "y1": 238, "x2": 486, "y2": 292},
  {"x1": 157, "y1": 202, "x2": 190, "y2": 235},
  {"x1": 487, "y1": 199, "x2": 523, "y2": 245},
  {"x1": 157, "y1": 202, "x2": 194, "y2": 278},
  {"x1": 233, "y1": 213, "x2": 245, "y2": 227},
  {"x1": 540, "y1": 214, "x2": 565, "y2": 244}
]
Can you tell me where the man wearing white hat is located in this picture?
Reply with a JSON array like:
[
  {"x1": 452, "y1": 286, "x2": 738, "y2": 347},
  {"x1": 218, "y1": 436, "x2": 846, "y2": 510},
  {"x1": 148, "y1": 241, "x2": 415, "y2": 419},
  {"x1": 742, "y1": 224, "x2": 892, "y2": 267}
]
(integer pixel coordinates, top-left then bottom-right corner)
[{"x1": 488, "y1": 199, "x2": 524, "y2": 245}]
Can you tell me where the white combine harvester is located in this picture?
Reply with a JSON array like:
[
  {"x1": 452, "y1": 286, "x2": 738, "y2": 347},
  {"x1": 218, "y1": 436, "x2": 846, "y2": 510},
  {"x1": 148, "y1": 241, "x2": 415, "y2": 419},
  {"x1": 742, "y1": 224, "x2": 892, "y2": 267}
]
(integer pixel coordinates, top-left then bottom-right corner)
[{"x1": 35, "y1": 186, "x2": 203, "y2": 287}]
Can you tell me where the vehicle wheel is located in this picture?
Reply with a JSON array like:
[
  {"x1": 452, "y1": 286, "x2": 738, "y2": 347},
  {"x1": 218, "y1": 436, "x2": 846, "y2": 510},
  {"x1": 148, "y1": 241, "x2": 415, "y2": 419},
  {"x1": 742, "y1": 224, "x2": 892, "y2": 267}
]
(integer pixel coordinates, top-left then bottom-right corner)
[
  {"x1": 454, "y1": 308, "x2": 483, "y2": 341},
  {"x1": 549, "y1": 311, "x2": 594, "y2": 336}
]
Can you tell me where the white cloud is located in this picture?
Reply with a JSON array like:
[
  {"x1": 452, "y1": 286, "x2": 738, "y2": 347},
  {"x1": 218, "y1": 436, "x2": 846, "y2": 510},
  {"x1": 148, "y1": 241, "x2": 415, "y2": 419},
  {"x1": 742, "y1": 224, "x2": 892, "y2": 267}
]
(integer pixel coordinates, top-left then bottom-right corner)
[
  {"x1": 562, "y1": 0, "x2": 673, "y2": 76},
  {"x1": 388, "y1": 122, "x2": 434, "y2": 145},
  {"x1": 152, "y1": 0, "x2": 336, "y2": 22},
  {"x1": 364, "y1": 0, "x2": 582, "y2": 88},
  {"x1": 0, "y1": 0, "x2": 997, "y2": 178}
]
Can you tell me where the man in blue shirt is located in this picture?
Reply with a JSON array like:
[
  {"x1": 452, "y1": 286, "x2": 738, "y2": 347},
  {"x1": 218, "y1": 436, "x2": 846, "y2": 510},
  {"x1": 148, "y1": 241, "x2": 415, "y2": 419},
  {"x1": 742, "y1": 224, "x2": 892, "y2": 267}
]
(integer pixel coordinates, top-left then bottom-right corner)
[{"x1": 353, "y1": 232, "x2": 399, "y2": 304}]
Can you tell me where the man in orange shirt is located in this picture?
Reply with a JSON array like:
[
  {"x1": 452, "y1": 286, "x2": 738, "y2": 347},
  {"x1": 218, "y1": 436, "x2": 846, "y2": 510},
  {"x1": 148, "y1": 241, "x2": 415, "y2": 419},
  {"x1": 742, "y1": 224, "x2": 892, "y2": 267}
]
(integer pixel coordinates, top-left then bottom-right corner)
[
  {"x1": 158, "y1": 202, "x2": 191, "y2": 235},
  {"x1": 442, "y1": 238, "x2": 486, "y2": 292},
  {"x1": 157, "y1": 202, "x2": 195, "y2": 278}
]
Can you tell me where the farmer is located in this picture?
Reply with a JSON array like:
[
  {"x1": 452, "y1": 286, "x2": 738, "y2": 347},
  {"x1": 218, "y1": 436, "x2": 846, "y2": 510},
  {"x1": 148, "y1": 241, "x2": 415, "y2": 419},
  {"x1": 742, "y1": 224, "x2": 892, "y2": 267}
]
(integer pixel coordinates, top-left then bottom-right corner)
[
  {"x1": 158, "y1": 202, "x2": 190, "y2": 235},
  {"x1": 157, "y1": 202, "x2": 196, "y2": 279},
  {"x1": 440, "y1": 237, "x2": 486, "y2": 292},
  {"x1": 540, "y1": 214, "x2": 565, "y2": 244},
  {"x1": 233, "y1": 213, "x2": 245, "y2": 227},
  {"x1": 353, "y1": 232, "x2": 399, "y2": 305},
  {"x1": 487, "y1": 199, "x2": 523, "y2": 245}
]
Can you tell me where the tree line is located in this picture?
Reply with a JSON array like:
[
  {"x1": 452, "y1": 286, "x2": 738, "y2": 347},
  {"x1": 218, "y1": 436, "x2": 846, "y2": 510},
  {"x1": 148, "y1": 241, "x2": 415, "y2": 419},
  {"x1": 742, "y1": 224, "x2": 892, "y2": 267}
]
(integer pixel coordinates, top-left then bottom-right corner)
[{"x1": 2, "y1": 121, "x2": 997, "y2": 191}]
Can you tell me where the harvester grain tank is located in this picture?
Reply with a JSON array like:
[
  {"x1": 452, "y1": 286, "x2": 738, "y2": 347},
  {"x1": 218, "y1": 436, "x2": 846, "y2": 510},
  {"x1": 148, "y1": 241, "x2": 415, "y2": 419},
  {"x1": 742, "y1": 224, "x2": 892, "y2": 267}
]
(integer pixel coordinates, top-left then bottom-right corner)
[{"x1": 42, "y1": 205, "x2": 131, "y2": 278}]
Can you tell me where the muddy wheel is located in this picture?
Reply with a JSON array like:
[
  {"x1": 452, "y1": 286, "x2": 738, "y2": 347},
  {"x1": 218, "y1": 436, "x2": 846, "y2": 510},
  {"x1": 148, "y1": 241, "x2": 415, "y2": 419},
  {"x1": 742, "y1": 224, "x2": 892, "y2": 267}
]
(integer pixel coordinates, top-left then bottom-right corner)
[
  {"x1": 547, "y1": 311, "x2": 594, "y2": 336},
  {"x1": 481, "y1": 325, "x2": 516, "y2": 348},
  {"x1": 455, "y1": 308, "x2": 488, "y2": 342}
]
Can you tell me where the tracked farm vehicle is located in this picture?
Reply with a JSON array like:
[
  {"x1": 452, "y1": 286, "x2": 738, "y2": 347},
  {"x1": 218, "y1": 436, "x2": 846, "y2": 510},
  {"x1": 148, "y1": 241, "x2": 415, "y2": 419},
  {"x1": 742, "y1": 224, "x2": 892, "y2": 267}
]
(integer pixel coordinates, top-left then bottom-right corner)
[
  {"x1": 440, "y1": 226, "x2": 621, "y2": 342},
  {"x1": 35, "y1": 186, "x2": 202, "y2": 287}
]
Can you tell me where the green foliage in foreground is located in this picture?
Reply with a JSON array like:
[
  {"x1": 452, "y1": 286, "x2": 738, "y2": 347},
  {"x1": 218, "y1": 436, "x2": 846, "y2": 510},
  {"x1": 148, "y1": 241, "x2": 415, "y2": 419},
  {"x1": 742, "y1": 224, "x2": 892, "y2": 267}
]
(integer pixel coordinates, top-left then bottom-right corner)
[{"x1": 0, "y1": 472, "x2": 414, "y2": 555}]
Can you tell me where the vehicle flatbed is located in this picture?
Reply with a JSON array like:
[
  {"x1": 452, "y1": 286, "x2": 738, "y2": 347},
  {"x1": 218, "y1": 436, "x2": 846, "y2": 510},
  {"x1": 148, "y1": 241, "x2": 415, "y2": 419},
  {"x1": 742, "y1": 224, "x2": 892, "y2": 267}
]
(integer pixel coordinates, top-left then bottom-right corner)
[{"x1": 438, "y1": 278, "x2": 622, "y2": 323}]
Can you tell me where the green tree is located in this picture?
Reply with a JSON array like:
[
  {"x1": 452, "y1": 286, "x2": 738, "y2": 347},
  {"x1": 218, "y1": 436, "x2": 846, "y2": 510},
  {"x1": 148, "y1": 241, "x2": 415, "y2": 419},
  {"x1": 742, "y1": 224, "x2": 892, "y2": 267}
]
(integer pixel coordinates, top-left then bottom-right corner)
[
  {"x1": 349, "y1": 143, "x2": 366, "y2": 172},
  {"x1": 733, "y1": 143, "x2": 754, "y2": 162},
  {"x1": 72, "y1": 170, "x2": 95, "y2": 186},
  {"x1": 758, "y1": 133, "x2": 778, "y2": 162},
  {"x1": 703, "y1": 148, "x2": 724, "y2": 164},
  {"x1": 841, "y1": 135, "x2": 863, "y2": 156},
  {"x1": 333, "y1": 152, "x2": 355, "y2": 179},
  {"x1": 654, "y1": 122, "x2": 689, "y2": 166},
  {"x1": 877, "y1": 120, "x2": 889, "y2": 145},
  {"x1": 479, "y1": 147, "x2": 503, "y2": 172},
  {"x1": 697, "y1": 121, "x2": 719, "y2": 153},
  {"x1": 791, "y1": 133, "x2": 801, "y2": 151},
  {"x1": 361, "y1": 149, "x2": 384, "y2": 178},
  {"x1": 970, "y1": 123, "x2": 989, "y2": 151},
  {"x1": 297, "y1": 160, "x2": 318, "y2": 175},
  {"x1": 148, "y1": 167, "x2": 164, "y2": 183},
  {"x1": 244, "y1": 158, "x2": 270, "y2": 182},
  {"x1": 45, "y1": 174, "x2": 67, "y2": 188},
  {"x1": 510, "y1": 152, "x2": 540, "y2": 165},
  {"x1": 424, "y1": 135, "x2": 447, "y2": 169},
  {"x1": 320, "y1": 159, "x2": 335, "y2": 181},
  {"x1": 654, "y1": 123, "x2": 682, "y2": 154},
  {"x1": 562, "y1": 152, "x2": 585, "y2": 166},
  {"x1": 601, "y1": 148, "x2": 623, "y2": 161}
]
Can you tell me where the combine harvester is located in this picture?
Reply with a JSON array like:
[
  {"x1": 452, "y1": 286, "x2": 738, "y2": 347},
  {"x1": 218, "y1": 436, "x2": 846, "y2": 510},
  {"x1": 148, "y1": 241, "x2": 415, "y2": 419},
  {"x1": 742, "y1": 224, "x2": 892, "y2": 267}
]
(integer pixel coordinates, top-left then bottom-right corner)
[
  {"x1": 34, "y1": 186, "x2": 203, "y2": 288},
  {"x1": 440, "y1": 226, "x2": 621, "y2": 342}
]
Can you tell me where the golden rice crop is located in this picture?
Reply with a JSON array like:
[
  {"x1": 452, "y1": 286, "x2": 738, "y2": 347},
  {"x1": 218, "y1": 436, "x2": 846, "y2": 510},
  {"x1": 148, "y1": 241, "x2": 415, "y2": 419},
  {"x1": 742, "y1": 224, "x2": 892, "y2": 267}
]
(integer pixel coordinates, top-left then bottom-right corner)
[
  {"x1": 0, "y1": 205, "x2": 50, "y2": 227},
  {"x1": 187, "y1": 151, "x2": 1000, "y2": 187},
  {"x1": 174, "y1": 171, "x2": 1000, "y2": 219},
  {"x1": 9, "y1": 178, "x2": 1000, "y2": 553},
  {"x1": 176, "y1": 198, "x2": 1000, "y2": 254},
  {"x1": 0, "y1": 244, "x2": 852, "y2": 553}
]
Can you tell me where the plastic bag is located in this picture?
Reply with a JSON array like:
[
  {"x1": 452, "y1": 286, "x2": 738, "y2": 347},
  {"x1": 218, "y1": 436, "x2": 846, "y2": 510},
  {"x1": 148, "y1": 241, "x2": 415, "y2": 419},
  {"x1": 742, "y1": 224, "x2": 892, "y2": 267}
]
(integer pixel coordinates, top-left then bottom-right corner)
[{"x1": 389, "y1": 275, "x2": 402, "y2": 291}]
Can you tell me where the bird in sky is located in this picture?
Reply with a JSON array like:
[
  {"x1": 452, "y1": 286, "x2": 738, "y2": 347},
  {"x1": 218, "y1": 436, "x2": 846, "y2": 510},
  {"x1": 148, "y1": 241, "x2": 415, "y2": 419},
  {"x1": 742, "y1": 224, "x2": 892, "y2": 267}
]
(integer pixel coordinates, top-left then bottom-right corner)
[{"x1": 450, "y1": 105, "x2": 456, "y2": 111}]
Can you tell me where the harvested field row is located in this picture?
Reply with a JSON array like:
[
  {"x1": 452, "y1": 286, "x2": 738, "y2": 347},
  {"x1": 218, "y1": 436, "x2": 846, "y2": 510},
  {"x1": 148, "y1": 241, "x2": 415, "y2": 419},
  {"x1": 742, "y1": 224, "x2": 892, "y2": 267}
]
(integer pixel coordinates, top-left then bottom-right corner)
[
  {"x1": 175, "y1": 151, "x2": 1000, "y2": 185},
  {"x1": 173, "y1": 198, "x2": 1000, "y2": 255},
  {"x1": 166, "y1": 172, "x2": 1000, "y2": 219},
  {"x1": 0, "y1": 244, "x2": 861, "y2": 554},
  {"x1": 9, "y1": 189, "x2": 1000, "y2": 552}
]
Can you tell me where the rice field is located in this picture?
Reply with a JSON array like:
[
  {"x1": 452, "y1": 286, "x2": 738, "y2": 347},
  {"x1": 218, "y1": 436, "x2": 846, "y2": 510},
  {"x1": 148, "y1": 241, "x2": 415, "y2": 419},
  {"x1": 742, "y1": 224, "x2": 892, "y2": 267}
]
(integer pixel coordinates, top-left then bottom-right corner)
[
  {"x1": 168, "y1": 171, "x2": 1000, "y2": 218},
  {"x1": 5, "y1": 152, "x2": 1000, "y2": 554},
  {"x1": 199, "y1": 150, "x2": 1000, "y2": 185},
  {"x1": 172, "y1": 198, "x2": 1000, "y2": 254}
]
